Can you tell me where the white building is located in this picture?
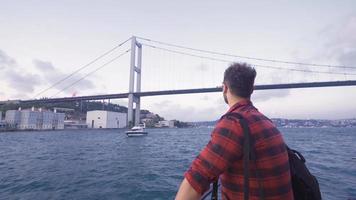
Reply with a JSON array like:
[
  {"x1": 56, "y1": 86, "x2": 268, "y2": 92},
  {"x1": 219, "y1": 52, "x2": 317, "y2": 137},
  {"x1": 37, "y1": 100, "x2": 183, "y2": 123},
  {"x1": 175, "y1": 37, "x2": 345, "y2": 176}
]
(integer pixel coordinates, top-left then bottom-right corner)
[
  {"x1": 86, "y1": 110, "x2": 127, "y2": 128},
  {"x1": 5, "y1": 110, "x2": 21, "y2": 128},
  {"x1": 155, "y1": 120, "x2": 175, "y2": 128},
  {"x1": 4, "y1": 108, "x2": 65, "y2": 130},
  {"x1": 53, "y1": 112, "x2": 65, "y2": 129},
  {"x1": 19, "y1": 109, "x2": 41, "y2": 130},
  {"x1": 64, "y1": 120, "x2": 87, "y2": 129},
  {"x1": 41, "y1": 111, "x2": 55, "y2": 129},
  {"x1": 0, "y1": 120, "x2": 7, "y2": 131}
]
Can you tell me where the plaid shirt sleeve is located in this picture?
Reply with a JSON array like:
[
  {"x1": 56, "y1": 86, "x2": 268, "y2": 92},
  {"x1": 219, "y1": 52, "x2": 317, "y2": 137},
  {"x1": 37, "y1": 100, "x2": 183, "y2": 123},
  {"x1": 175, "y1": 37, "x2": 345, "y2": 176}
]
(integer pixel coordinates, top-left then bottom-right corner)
[{"x1": 184, "y1": 117, "x2": 244, "y2": 194}]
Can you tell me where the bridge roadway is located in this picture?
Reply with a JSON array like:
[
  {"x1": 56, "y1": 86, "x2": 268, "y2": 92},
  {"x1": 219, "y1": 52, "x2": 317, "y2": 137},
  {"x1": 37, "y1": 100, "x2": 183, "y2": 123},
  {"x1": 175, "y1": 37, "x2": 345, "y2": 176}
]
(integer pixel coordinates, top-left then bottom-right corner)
[{"x1": 3, "y1": 80, "x2": 356, "y2": 105}]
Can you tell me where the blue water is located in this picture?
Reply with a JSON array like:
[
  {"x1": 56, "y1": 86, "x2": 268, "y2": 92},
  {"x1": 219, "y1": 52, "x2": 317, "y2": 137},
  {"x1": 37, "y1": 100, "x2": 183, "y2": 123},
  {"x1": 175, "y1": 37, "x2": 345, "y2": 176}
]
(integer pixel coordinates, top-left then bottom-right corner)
[{"x1": 0, "y1": 127, "x2": 355, "y2": 200}]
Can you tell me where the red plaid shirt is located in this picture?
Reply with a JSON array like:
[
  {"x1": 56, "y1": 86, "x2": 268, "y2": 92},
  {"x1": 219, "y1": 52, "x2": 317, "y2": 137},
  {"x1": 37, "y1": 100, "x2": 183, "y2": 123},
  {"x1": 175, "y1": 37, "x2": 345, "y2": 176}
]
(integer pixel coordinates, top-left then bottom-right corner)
[{"x1": 185, "y1": 100, "x2": 294, "y2": 200}]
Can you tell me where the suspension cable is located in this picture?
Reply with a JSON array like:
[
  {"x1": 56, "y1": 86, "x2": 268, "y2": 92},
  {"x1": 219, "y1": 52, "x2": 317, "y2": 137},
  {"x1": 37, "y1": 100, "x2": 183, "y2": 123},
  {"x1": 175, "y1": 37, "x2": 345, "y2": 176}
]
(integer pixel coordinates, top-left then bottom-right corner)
[
  {"x1": 33, "y1": 37, "x2": 132, "y2": 99},
  {"x1": 137, "y1": 36, "x2": 356, "y2": 69},
  {"x1": 51, "y1": 49, "x2": 131, "y2": 98},
  {"x1": 143, "y1": 43, "x2": 356, "y2": 76}
]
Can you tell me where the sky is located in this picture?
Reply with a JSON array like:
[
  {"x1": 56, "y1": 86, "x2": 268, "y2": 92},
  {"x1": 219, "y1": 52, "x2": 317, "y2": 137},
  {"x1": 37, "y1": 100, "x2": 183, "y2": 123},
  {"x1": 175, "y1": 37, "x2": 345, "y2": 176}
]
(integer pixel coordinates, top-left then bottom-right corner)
[{"x1": 1, "y1": 0, "x2": 356, "y2": 121}]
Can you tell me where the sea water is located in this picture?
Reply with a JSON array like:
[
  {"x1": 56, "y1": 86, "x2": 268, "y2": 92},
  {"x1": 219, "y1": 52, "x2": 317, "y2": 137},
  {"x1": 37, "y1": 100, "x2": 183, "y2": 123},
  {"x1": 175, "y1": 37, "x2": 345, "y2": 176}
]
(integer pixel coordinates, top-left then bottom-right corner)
[{"x1": 0, "y1": 127, "x2": 355, "y2": 200}]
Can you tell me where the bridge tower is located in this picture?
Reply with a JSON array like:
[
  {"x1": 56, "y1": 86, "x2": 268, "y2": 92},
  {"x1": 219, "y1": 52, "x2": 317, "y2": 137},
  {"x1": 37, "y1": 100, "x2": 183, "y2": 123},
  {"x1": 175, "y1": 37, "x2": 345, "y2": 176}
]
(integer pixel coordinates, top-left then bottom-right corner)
[{"x1": 128, "y1": 36, "x2": 142, "y2": 127}]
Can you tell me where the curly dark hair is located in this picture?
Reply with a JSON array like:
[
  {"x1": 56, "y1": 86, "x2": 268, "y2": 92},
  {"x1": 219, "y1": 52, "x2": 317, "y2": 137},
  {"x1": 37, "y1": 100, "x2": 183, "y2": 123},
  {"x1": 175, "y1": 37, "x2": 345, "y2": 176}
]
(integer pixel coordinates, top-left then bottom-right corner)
[{"x1": 223, "y1": 63, "x2": 256, "y2": 98}]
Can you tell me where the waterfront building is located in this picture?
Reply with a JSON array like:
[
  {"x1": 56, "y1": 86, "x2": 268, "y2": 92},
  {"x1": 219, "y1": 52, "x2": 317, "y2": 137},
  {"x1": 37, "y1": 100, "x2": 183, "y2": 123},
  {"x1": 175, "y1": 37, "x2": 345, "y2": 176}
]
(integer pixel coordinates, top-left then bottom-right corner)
[
  {"x1": 41, "y1": 110, "x2": 55, "y2": 129},
  {"x1": 19, "y1": 109, "x2": 41, "y2": 130},
  {"x1": 4, "y1": 108, "x2": 65, "y2": 130},
  {"x1": 155, "y1": 120, "x2": 175, "y2": 128},
  {"x1": 86, "y1": 110, "x2": 127, "y2": 128},
  {"x1": 5, "y1": 110, "x2": 21, "y2": 128},
  {"x1": 142, "y1": 118, "x2": 152, "y2": 123},
  {"x1": 0, "y1": 120, "x2": 7, "y2": 130},
  {"x1": 64, "y1": 120, "x2": 88, "y2": 129},
  {"x1": 53, "y1": 112, "x2": 65, "y2": 129}
]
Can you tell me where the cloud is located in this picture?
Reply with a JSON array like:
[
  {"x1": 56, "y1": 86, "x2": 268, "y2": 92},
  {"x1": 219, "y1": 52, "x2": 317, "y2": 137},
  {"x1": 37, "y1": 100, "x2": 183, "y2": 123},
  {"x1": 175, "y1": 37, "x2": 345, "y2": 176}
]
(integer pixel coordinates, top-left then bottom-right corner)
[
  {"x1": 200, "y1": 95, "x2": 211, "y2": 101},
  {"x1": 33, "y1": 59, "x2": 55, "y2": 72},
  {"x1": 0, "y1": 50, "x2": 16, "y2": 69},
  {"x1": 0, "y1": 50, "x2": 40, "y2": 96},
  {"x1": 149, "y1": 89, "x2": 292, "y2": 121},
  {"x1": 333, "y1": 17, "x2": 356, "y2": 70},
  {"x1": 0, "y1": 50, "x2": 96, "y2": 99},
  {"x1": 151, "y1": 99, "x2": 227, "y2": 121},
  {"x1": 4, "y1": 70, "x2": 41, "y2": 93},
  {"x1": 269, "y1": 16, "x2": 356, "y2": 84},
  {"x1": 196, "y1": 63, "x2": 208, "y2": 71},
  {"x1": 253, "y1": 71, "x2": 291, "y2": 101},
  {"x1": 326, "y1": 16, "x2": 356, "y2": 48},
  {"x1": 319, "y1": 16, "x2": 356, "y2": 72},
  {"x1": 252, "y1": 89, "x2": 290, "y2": 102},
  {"x1": 32, "y1": 59, "x2": 95, "y2": 96},
  {"x1": 338, "y1": 50, "x2": 356, "y2": 67},
  {"x1": 152, "y1": 100, "x2": 173, "y2": 109}
]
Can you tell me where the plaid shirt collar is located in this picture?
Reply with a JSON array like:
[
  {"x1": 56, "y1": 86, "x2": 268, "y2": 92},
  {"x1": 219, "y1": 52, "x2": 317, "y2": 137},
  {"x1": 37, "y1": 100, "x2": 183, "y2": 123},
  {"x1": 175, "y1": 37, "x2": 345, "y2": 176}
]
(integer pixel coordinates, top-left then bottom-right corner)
[{"x1": 226, "y1": 99, "x2": 253, "y2": 114}]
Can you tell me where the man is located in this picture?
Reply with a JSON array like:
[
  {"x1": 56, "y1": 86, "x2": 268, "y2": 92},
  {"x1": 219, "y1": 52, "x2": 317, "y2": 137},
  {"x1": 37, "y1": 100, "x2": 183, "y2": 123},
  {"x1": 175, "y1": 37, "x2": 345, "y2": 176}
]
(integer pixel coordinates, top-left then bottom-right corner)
[{"x1": 175, "y1": 63, "x2": 293, "y2": 200}]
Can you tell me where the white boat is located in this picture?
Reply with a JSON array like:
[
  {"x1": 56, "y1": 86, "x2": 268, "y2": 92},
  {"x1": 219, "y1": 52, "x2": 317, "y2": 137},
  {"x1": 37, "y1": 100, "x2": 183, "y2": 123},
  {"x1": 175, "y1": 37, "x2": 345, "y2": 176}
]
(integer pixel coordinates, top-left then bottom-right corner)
[{"x1": 126, "y1": 123, "x2": 148, "y2": 137}]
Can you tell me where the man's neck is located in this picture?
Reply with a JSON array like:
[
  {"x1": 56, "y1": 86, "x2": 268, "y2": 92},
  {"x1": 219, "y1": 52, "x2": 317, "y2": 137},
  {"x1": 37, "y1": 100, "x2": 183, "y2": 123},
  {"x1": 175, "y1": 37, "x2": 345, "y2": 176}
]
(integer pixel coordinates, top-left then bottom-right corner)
[{"x1": 228, "y1": 96, "x2": 249, "y2": 108}]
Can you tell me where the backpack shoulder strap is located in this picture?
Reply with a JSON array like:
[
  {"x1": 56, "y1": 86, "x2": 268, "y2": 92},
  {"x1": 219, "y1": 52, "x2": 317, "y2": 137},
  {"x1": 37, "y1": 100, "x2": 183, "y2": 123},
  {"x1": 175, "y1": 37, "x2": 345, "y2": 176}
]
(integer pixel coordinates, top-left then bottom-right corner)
[
  {"x1": 223, "y1": 112, "x2": 250, "y2": 200},
  {"x1": 223, "y1": 112, "x2": 265, "y2": 200}
]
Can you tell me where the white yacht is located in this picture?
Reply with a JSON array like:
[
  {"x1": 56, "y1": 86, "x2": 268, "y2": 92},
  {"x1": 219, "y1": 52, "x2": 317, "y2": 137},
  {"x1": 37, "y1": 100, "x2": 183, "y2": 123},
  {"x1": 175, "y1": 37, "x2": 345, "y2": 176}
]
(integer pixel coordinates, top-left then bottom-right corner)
[{"x1": 125, "y1": 123, "x2": 148, "y2": 137}]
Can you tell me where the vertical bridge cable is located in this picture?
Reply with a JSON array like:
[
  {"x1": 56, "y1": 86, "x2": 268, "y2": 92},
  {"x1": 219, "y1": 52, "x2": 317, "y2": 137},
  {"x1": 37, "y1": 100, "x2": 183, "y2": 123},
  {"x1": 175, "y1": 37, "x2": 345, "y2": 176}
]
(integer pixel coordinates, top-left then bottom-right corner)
[
  {"x1": 141, "y1": 43, "x2": 356, "y2": 76},
  {"x1": 51, "y1": 49, "x2": 131, "y2": 98},
  {"x1": 32, "y1": 37, "x2": 132, "y2": 99},
  {"x1": 136, "y1": 36, "x2": 356, "y2": 70}
]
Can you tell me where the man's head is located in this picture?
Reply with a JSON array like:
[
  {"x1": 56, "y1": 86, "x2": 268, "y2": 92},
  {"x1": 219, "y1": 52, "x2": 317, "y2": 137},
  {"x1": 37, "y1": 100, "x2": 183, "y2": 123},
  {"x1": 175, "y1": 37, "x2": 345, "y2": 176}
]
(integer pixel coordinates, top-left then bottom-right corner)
[{"x1": 222, "y1": 63, "x2": 256, "y2": 104}]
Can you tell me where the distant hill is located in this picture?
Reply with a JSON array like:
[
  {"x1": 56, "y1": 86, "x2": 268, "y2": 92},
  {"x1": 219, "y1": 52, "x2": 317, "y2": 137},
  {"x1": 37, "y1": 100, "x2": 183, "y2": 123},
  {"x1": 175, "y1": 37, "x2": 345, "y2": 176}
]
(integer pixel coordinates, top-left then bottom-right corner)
[
  {"x1": 2, "y1": 102, "x2": 354, "y2": 128},
  {"x1": 188, "y1": 118, "x2": 356, "y2": 128},
  {"x1": 0, "y1": 101, "x2": 162, "y2": 122},
  {"x1": 271, "y1": 118, "x2": 356, "y2": 128},
  {"x1": 189, "y1": 121, "x2": 218, "y2": 127}
]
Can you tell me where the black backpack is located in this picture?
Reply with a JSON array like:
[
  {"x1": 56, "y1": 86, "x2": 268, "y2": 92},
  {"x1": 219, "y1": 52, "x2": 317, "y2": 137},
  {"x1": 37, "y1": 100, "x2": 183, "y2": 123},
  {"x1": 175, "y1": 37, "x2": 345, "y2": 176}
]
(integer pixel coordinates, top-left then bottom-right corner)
[
  {"x1": 203, "y1": 113, "x2": 322, "y2": 200},
  {"x1": 287, "y1": 146, "x2": 322, "y2": 200}
]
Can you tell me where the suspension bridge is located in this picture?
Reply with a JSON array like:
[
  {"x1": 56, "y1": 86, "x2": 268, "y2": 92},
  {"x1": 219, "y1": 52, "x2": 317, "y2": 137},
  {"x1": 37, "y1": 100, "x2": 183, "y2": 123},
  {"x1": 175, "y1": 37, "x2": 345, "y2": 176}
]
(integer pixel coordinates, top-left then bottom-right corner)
[{"x1": 2, "y1": 36, "x2": 356, "y2": 126}]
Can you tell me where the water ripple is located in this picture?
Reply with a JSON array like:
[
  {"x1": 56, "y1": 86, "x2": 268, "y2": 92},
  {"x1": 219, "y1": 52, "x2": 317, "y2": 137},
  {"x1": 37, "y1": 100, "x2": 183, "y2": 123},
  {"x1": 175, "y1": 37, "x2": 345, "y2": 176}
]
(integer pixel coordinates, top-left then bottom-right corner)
[{"x1": 0, "y1": 127, "x2": 355, "y2": 200}]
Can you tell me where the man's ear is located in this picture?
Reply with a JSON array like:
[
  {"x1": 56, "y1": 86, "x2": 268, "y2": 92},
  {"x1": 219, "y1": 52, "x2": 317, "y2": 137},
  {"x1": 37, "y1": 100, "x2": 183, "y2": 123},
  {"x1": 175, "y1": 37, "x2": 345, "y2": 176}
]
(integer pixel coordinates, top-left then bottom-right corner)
[{"x1": 222, "y1": 83, "x2": 228, "y2": 93}]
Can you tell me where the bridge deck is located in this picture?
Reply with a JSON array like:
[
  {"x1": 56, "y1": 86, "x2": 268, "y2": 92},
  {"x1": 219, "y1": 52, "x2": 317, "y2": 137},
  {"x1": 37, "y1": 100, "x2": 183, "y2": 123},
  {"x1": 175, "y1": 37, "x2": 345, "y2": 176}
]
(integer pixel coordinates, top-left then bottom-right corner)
[{"x1": 3, "y1": 80, "x2": 356, "y2": 104}]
